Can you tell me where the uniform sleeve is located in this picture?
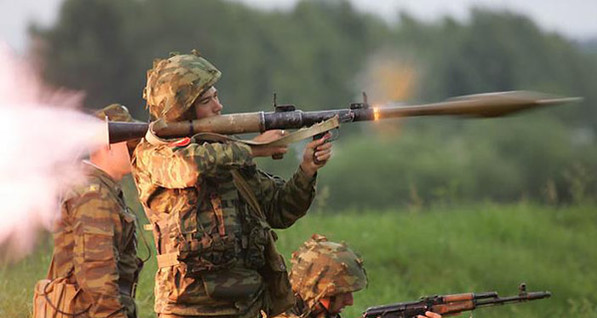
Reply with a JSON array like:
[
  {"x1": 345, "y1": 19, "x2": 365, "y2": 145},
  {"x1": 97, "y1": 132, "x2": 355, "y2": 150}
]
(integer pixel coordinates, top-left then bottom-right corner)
[
  {"x1": 143, "y1": 141, "x2": 254, "y2": 189},
  {"x1": 69, "y1": 190, "x2": 127, "y2": 318},
  {"x1": 254, "y1": 166, "x2": 317, "y2": 229}
]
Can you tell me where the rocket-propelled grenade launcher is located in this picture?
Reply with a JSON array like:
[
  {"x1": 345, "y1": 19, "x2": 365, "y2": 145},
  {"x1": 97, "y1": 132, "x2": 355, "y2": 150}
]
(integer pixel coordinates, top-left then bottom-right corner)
[
  {"x1": 362, "y1": 283, "x2": 551, "y2": 318},
  {"x1": 108, "y1": 90, "x2": 581, "y2": 144}
]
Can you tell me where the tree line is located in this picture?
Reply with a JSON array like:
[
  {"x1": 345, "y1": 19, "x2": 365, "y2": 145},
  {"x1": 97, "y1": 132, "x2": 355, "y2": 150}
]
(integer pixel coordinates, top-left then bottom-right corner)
[{"x1": 31, "y1": 0, "x2": 597, "y2": 210}]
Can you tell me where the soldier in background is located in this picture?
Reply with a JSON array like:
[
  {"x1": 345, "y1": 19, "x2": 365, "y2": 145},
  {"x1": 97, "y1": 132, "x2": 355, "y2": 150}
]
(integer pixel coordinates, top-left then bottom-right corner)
[
  {"x1": 132, "y1": 50, "x2": 332, "y2": 318},
  {"x1": 279, "y1": 234, "x2": 441, "y2": 318},
  {"x1": 43, "y1": 104, "x2": 142, "y2": 318}
]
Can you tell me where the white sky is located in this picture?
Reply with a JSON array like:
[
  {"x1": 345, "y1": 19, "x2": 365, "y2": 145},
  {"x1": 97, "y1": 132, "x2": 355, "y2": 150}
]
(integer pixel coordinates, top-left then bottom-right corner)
[{"x1": 1, "y1": 0, "x2": 596, "y2": 53}]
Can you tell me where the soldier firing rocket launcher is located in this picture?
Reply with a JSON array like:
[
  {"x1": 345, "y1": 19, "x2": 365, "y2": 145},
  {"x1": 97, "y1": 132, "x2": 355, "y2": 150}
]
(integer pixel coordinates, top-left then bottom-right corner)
[
  {"x1": 107, "y1": 90, "x2": 580, "y2": 145},
  {"x1": 362, "y1": 283, "x2": 551, "y2": 318}
]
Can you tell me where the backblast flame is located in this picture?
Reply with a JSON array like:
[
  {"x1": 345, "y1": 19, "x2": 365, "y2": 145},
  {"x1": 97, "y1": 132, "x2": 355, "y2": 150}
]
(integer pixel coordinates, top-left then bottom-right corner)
[{"x1": 0, "y1": 43, "x2": 105, "y2": 261}]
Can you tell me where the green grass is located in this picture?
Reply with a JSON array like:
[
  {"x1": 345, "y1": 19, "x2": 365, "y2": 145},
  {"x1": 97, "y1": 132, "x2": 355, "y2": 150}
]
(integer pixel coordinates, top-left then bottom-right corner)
[{"x1": 2, "y1": 203, "x2": 596, "y2": 317}]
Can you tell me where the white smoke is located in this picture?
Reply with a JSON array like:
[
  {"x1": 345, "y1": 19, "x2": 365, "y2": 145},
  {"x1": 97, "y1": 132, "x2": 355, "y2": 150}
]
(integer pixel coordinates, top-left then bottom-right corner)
[{"x1": 0, "y1": 43, "x2": 105, "y2": 260}]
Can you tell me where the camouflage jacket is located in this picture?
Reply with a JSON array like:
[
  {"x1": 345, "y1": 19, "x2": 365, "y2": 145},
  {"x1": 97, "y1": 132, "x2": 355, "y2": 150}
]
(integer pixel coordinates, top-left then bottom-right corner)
[
  {"x1": 131, "y1": 138, "x2": 316, "y2": 316},
  {"x1": 49, "y1": 162, "x2": 141, "y2": 318}
]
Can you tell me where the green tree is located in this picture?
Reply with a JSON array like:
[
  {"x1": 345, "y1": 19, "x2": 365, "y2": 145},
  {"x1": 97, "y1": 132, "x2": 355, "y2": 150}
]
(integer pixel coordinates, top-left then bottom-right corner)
[{"x1": 29, "y1": 0, "x2": 597, "y2": 209}]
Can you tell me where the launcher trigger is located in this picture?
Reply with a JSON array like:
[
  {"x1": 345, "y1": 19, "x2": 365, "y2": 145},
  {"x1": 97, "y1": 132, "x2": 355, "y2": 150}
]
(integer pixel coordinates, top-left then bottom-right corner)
[
  {"x1": 312, "y1": 129, "x2": 337, "y2": 165},
  {"x1": 313, "y1": 128, "x2": 338, "y2": 142}
]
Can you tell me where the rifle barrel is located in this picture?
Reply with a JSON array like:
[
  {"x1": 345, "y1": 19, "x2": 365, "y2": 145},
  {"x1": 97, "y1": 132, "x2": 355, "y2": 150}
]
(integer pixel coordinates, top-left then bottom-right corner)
[{"x1": 476, "y1": 291, "x2": 551, "y2": 307}]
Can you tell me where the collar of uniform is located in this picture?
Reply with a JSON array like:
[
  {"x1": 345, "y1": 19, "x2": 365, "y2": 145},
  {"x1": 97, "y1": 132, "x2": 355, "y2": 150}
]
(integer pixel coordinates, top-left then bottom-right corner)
[{"x1": 81, "y1": 160, "x2": 122, "y2": 195}]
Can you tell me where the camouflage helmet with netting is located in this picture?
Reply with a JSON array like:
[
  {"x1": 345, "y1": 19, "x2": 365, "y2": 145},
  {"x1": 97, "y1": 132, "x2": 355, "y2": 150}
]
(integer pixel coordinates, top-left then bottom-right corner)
[
  {"x1": 144, "y1": 50, "x2": 221, "y2": 122},
  {"x1": 289, "y1": 234, "x2": 367, "y2": 306},
  {"x1": 93, "y1": 103, "x2": 135, "y2": 122}
]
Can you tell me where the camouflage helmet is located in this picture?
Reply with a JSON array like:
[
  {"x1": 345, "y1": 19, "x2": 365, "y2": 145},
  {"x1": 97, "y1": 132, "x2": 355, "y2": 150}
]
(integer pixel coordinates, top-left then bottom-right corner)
[
  {"x1": 144, "y1": 50, "x2": 221, "y2": 122},
  {"x1": 289, "y1": 234, "x2": 367, "y2": 306},
  {"x1": 93, "y1": 103, "x2": 135, "y2": 122}
]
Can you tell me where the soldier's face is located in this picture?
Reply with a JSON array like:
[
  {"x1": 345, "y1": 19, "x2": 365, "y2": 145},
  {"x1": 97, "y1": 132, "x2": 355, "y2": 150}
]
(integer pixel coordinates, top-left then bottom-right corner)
[
  {"x1": 193, "y1": 86, "x2": 223, "y2": 119},
  {"x1": 321, "y1": 292, "x2": 354, "y2": 315}
]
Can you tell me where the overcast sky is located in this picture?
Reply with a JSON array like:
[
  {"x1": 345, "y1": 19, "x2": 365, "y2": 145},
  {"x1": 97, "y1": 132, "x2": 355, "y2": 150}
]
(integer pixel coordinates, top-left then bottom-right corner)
[{"x1": 1, "y1": 0, "x2": 596, "y2": 53}]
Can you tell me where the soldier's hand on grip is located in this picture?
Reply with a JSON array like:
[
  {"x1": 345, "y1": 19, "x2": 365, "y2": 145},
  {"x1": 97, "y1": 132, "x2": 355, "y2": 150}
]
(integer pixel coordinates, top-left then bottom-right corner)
[{"x1": 300, "y1": 132, "x2": 332, "y2": 177}]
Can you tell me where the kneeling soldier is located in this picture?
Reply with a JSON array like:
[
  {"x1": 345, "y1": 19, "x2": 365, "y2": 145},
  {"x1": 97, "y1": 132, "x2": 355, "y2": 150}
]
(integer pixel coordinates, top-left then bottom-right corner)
[{"x1": 279, "y1": 234, "x2": 441, "y2": 318}]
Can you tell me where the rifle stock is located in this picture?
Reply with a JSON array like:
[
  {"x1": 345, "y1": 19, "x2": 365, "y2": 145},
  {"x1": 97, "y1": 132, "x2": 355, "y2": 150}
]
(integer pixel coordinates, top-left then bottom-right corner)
[
  {"x1": 362, "y1": 283, "x2": 551, "y2": 318},
  {"x1": 108, "y1": 90, "x2": 581, "y2": 144}
]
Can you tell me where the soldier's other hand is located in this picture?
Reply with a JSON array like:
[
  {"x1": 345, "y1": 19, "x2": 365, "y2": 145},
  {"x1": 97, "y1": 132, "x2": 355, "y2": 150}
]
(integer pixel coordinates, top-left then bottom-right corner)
[
  {"x1": 253, "y1": 129, "x2": 287, "y2": 143},
  {"x1": 300, "y1": 132, "x2": 332, "y2": 177},
  {"x1": 416, "y1": 311, "x2": 443, "y2": 318},
  {"x1": 250, "y1": 130, "x2": 288, "y2": 158}
]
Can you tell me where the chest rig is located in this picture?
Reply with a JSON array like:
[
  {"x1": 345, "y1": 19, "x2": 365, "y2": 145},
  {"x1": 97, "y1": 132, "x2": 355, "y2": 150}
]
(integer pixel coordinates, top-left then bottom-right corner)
[{"x1": 152, "y1": 167, "x2": 269, "y2": 273}]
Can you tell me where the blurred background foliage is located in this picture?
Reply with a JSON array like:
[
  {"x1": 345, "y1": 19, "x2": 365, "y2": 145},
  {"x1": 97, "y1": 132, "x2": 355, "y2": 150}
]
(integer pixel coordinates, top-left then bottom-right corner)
[{"x1": 29, "y1": 0, "x2": 597, "y2": 209}]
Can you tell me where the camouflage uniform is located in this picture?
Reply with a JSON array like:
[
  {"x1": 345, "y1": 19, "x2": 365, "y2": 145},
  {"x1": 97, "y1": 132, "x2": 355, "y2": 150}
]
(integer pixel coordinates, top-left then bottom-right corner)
[
  {"x1": 277, "y1": 234, "x2": 367, "y2": 318},
  {"x1": 132, "y1": 131, "x2": 316, "y2": 317},
  {"x1": 49, "y1": 163, "x2": 141, "y2": 318},
  {"x1": 132, "y1": 51, "x2": 317, "y2": 317},
  {"x1": 47, "y1": 104, "x2": 142, "y2": 318}
]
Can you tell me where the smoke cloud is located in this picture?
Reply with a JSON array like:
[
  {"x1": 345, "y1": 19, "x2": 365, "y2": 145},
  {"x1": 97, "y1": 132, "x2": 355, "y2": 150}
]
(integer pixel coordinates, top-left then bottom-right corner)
[
  {"x1": 358, "y1": 50, "x2": 419, "y2": 104},
  {"x1": 0, "y1": 44, "x2": 105, "y2": 261}
]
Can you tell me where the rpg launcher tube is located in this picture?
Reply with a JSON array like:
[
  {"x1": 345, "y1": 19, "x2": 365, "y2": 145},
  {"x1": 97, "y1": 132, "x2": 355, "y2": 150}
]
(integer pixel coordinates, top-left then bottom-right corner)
[{"x1": 107, "y1": 90, "x2": 581, "y2": 144}]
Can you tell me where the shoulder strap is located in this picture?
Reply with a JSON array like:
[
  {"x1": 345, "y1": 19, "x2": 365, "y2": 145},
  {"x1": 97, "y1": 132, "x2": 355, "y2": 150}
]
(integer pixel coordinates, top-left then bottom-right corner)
[
  {"x1": 231, "y1": 169, "x2": 266, "y2": 221},
  {"x1": 45, "y1": 255, "x2": 56, "y2": 279}
]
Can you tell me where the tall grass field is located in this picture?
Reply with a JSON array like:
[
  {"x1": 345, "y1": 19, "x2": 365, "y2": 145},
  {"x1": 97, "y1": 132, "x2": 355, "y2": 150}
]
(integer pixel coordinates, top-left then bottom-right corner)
[{"x1": 2, "y1": 203, "x2": 595, "y2": 317}]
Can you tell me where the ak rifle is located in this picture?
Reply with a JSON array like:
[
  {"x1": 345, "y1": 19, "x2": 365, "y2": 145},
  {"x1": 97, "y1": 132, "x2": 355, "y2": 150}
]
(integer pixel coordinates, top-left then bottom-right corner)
[{"x1": 362, "y1": 283, "x2": 551, "y2": 318}]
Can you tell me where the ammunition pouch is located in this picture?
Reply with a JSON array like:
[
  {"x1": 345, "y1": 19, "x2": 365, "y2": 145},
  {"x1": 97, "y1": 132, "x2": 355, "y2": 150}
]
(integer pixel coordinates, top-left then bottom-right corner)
[
  {"x1": 180, "y1": 234, "x2": 238, "y2": 272},
  {"x1": 259, "y1": 232, "x2": 295, "y2": 316},
  {"x1": 202, "y1": 268, "x2": 263, "y2": 299},
  {"x1": 231, "y1": 170, "x2": 295, "y2": 316},
  {"x1": 243, "y1": 220, "x2": 269, "y2": 270},
  {"x1": 156, "y1": 239, "x2": 238, "y2": 272},
  {"x1": 153, "y1": 207, "x2": 239, "y2": 272}
]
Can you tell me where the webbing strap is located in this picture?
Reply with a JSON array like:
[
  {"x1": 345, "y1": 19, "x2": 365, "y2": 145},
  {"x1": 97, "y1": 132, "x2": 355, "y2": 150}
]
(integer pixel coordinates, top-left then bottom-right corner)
[
  {"x1": 211, "y1": 195, "x2": 226, "y2": 237},
  {"x1": 156, "y1": 252, "x2": 180, "y2": 268},
  {"x1": 230, "y1": 170, "x2": 265, "y2": 220},
  {"x1": 145, "y1": 120, "x2": 169, "y2": 146}
]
